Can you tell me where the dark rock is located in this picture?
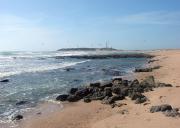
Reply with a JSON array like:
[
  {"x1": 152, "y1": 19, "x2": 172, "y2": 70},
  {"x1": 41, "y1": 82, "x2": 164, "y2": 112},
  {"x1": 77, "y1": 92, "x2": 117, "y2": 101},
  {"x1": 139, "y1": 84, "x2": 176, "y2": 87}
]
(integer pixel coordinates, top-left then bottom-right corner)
[
  {"x1": 100, "y1": 81, "x2": 113, "y2": 89},
  {"x1": 84, "y1": 98, "x2": 91, "y2": 103},
  {"x1": 112, "y1": 77, "x2": 122, "y2": 82},
  {"x1": 12, "y1": 115, "x2": 23, "y2": 121},
  {"x1": 75, "y1": 88, "x2": 91, "y2": 98},
  {"x1": 121, "y1": 87, "x2": 129, "y2": 96},
  {"x1": 135, "y1": 66, "x2": 161, "y2": 72},
  {"x1": 16, "y1": 101, "x2": 28, "y2": 106},
  {"x1": 135, "y1": 68, "x2": 153, "y2": 72},
  {"x1": 129, "y1": 92, "x2": 146, "y2": 101},
  {"x1": 140, "y1": 76, "x2": 155, "y2": 89},
  {"x1": 0, "y1": 79, "x2": 9, "y2": 82},
  {"x1": 69, "y1": 88, "x2": 78, "y2": 95},
  {"x1": 112, "y1": 77, "x2": 122, "y2": 85},
  {"x1": 122, "y1": 80, "x2": 128, "y2": 86},
  {"x1": 90, "y1": 82, "x2": 101, "y2": 88},
  {"x1": 129, "y1": 79, "x2": 139, "y2": 87},
  {"x1": 112, "y1": 86, "x2": 121, "y2": 95},
  {"x1": 135, "y1": 97, "x2": 147, "y2": 104},
  {"x1": 104, "y1": 87, "x2": 112, "y2": 97},
  {"x1": 163, "y1": 109, "x2": 180, "y2": 117},
  {"x1": 56, "y1": 94, "x2": 69, "y2": 101},
  {"x1": 150, "y1": 104, "x2": 173, "y2": 113},
  {"x1": 67, "y1": 95, "x2": 81, "y2": 102},
  {"x1": 156, "y1": 83, "x2": 173, "y2": 88},
  {"x1": 90, "y1": 91, "x2": 106, "y2": 100},
  {"x1": 110, "y1": 95, "x2": 125, "y2": 102},
  {"x1": 64, "y1": 68, "x2": 75, "y2": 71}
]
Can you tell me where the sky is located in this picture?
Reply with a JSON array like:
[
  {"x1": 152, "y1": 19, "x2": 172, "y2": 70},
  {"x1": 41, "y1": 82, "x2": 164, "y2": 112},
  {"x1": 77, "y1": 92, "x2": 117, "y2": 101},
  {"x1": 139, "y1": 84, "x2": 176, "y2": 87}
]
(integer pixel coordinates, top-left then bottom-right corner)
[{"x1": 0, "y1": 0, "x2": 180, "y2": 51}]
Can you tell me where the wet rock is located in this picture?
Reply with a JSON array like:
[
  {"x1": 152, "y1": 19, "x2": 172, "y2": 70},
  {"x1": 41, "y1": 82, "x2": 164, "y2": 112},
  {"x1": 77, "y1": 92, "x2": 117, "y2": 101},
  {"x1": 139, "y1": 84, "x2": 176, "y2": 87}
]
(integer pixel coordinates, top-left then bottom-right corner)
[
  {"x1": 104, "y1": 87, "x2": 112, "y2": 97},
  {"x1": 16, "y1": 101, "x2": 28, "y2": 106},
  {"x1": 12, "y1": 115, "x2": 23, "y2": 121},
  {"x1": 150, "y1": 104, "x2": 173, "y2": 113},
  {"x1": 100, "y1": 81, "x2": 113, "y2": 89},
  {"x1": 90, "y1": 91, "x2": 106, "y2": 100},
  {"x1": 156, "y1": 83, "x2": 173, "y2": 88},
  {"x1": 67, "y1": 95, "x2": 81, "y2": 102},
  {"x1": 121, "y1": 87, "x2": 129, "y2": 96},
  {"x1": 64, "y1": 68, "x2": 75, "y2": 71},
  {"x1": 122, "y1": 80, "x2": 128, "y2": 86},
  {"x1": 69, "y1": 88, "x2": 78, "y2": 95},
  {"x1": 90, "y1": 82, "x2": 101, "y2": 88},
  {"x1": 135, "y1": 68, "x2": 153, "y2": 72},
  {"x1": 84, "y1": 98, "x2": 91, "y2": 103},
  {"x1": 56, "y1": 94, "x2": 69, "y2": 101},
  {"x1": 112, "y1": 86, "x2": 121, "y2": 95},
  {"x1": 135, "y1": 66, "x2": 161, "y2": 72},
  {"x1": 0, "y1": 79, "x2": 9, "y2": 82},
  {"x1": 112, "y1": 77, "x2": 122, "y2": 85},
  {"x1": 75, "y1": 88, "x2": 91, "y2": 98}
]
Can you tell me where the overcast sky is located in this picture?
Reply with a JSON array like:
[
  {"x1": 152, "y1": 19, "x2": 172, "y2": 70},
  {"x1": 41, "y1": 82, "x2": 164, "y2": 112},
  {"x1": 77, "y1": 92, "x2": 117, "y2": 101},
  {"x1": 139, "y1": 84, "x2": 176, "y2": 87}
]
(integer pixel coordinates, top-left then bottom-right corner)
[{"x1": 0, "y1": 0, "x2": 180, "y2": 51}]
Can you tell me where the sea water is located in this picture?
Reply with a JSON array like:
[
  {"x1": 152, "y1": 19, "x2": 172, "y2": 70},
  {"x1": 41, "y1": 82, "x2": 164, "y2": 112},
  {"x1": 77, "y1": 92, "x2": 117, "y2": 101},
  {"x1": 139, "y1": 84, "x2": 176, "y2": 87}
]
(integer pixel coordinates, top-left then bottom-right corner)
[{"x1": 0, "y1": 50, "x2": 148, "y2": 125}]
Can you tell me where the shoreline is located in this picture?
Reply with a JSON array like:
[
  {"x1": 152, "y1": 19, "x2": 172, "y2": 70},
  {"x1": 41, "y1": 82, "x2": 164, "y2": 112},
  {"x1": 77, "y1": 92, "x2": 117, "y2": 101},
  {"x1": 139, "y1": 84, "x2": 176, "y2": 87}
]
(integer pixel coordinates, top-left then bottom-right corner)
[{"x1": 3, "y1": 49, "x2": 180, "y2": 128}]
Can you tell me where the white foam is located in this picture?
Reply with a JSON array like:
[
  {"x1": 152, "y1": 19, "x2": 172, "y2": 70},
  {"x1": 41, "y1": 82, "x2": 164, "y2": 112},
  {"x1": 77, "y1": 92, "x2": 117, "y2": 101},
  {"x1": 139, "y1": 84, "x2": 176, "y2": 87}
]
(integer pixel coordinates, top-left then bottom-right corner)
[{"x1": 0, "y1": 60, "x2": 90, "y2": 78}]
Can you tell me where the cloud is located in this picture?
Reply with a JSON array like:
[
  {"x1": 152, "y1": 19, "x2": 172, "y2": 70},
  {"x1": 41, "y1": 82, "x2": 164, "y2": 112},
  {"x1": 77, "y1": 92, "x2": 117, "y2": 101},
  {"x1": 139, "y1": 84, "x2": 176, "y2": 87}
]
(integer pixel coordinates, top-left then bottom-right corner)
[{"x1": 117, "y1": 11, "x2": 180, "y2": 25}]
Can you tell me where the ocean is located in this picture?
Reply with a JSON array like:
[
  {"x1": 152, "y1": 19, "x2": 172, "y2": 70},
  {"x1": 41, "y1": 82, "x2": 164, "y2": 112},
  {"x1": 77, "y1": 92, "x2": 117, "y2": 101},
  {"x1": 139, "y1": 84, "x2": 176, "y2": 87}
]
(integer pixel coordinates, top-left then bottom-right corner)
[{"x1": 0, "y1": 50, "x2": 148, "y2": 125}]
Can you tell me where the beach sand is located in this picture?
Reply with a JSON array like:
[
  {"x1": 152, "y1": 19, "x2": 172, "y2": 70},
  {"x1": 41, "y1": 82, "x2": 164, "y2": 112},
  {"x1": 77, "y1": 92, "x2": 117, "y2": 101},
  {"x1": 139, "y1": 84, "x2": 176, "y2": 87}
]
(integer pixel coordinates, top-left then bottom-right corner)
[{"x1": 19, "y1": 50, "x2": 180, "y2": 128}]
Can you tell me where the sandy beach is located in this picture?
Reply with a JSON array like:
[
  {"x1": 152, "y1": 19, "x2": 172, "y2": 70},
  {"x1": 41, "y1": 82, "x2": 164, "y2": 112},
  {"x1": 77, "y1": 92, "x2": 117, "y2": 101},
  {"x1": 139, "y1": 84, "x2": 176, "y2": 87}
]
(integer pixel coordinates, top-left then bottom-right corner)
[{"x1": 18, "y1": 50, "x2": 180, "y2": 128}]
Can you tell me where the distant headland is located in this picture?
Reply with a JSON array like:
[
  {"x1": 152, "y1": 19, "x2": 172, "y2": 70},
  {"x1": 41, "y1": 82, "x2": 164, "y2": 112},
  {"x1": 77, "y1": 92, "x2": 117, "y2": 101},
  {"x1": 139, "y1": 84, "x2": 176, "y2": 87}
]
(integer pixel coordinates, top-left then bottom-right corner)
[{"x1": 57, "y1": 48, "x2": 117, "y2": 51}]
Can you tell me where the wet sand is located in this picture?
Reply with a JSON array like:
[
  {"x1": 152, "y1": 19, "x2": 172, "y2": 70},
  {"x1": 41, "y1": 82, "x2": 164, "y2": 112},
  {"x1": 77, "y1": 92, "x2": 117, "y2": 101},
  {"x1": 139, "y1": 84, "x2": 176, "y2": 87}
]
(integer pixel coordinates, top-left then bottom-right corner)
[{"x1": 19, "y1": 50, "x2": 180, "y2": 128}]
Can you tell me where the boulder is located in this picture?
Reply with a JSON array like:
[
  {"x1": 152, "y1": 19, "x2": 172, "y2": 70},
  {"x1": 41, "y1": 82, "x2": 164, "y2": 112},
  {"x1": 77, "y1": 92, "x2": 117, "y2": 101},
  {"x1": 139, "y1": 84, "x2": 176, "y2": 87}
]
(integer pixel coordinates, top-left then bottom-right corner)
[
  {"x1": 112, "y1": 86, "x2": 121, "y2": 95},
  {"x1": 75, "y1": 88, "x2": 91, "y2": 98},
  {"x1": 104, "y1": 87, "x2": 112, "y2": 97},
  {"x1": 67, "y1": 95, "x2": 81, "y2": 102},
  {"x1": 90, "y1": 91, "x2": 106, "y2": 100},
  {"x1": 69, "y1": 88, "x2": 78, "y2": 95},
  {"x1": 100, "y1": 81, "x2": 113, "y2": 89},
  {"x1": 163, "y1": 109, "x2": 180, "y2": 117},
  {"x1": 90, "y1": 82, "x2": 101, "y2": 88},
  {"x1": 56, "y1": 94, "x2": 69, "y2": 101},
  {"x1": 150, "y1": 104, "x2": 173, "y2": 113},
  {"x1": 140, "y1": 76, "x2": 155, "y2": 89},
  {"x1": 12, "y1": 115, "x2": 23, "y2": 121},
  {"x1": 122, "y1": 80, "x2": 128, "y2": 86},
  {"x1": 129, "y1": 92, "x2": 145, "y2": 101}
]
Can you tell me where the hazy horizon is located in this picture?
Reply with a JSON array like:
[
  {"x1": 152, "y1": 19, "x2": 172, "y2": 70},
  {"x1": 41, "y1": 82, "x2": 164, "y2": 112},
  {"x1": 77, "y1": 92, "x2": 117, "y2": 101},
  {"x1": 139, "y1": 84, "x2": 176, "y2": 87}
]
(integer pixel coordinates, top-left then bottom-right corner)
[{"x1": 0, "y1": 0, "x2": 180, "y2": 51}]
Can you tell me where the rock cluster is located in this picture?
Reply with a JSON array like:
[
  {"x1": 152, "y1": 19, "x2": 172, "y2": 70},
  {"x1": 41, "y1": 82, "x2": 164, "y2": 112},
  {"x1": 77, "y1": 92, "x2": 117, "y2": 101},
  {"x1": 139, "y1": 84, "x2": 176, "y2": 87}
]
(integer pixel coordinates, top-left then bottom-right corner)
[{"x1": 56, "y1": 76, "x2": 171, "y2": 105}]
